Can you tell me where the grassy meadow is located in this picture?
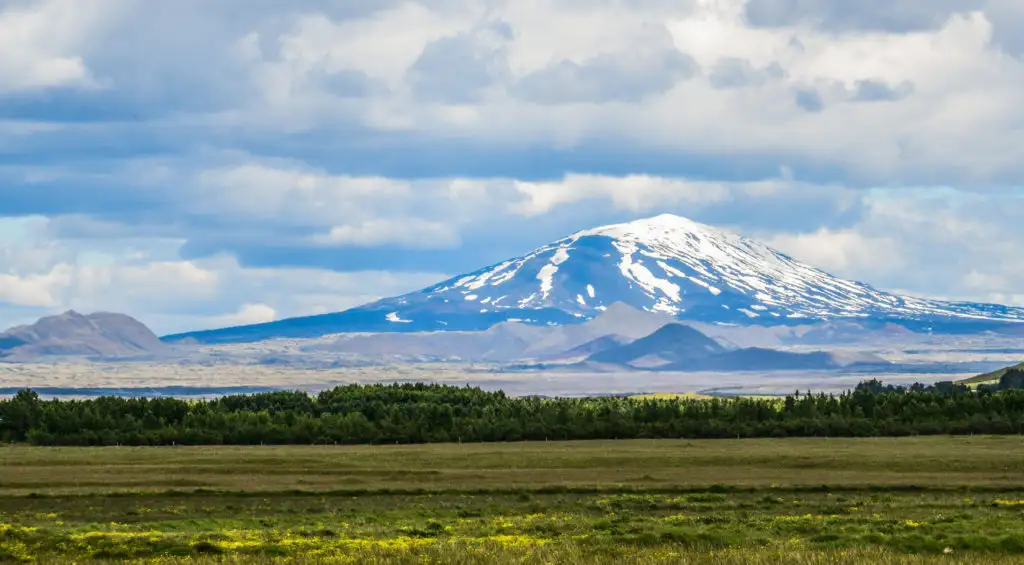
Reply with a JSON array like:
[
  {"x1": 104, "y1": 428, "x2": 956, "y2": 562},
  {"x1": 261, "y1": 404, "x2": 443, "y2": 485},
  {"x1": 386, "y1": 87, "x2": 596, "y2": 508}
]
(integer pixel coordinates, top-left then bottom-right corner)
[{"x1": 1, "y1": 437, "x2": 1024, "y2": 563}]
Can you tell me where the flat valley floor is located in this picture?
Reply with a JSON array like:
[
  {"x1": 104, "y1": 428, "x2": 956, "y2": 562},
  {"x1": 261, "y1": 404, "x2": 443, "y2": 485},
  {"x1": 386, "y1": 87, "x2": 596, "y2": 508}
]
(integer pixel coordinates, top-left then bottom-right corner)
[
  {"x1": 2, "y1": 437, "x2": 1024, "y2": 563},
  {"x1": 0, "y1": 360, "x2": 1001, "y2": 399}
]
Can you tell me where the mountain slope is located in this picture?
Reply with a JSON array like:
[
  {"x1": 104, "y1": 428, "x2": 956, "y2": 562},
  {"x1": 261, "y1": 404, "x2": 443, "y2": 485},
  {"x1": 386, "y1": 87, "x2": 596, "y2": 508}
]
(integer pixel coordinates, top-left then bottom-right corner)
[
  {"x1": 541, "y1": 335, "x2": 632, "y2": 363},
  {"x1": 0, "y1": 311, "x2": 166, "y2": 360},
  {"x1": 670, "y1": 347, "x2": 840, "y2": 372},
  {"x1": 165, "y1": 214, "x2": 1024, "y2": 344},
  {"x1": 960, "y1": 361, "x2": 1024, "y2": 385}
]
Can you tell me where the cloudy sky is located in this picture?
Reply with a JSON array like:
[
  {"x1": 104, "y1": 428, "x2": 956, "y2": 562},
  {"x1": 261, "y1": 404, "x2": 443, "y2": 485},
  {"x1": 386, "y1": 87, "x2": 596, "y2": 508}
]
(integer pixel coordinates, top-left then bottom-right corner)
[{"x1": 1, "y1": 0, "x2": 1023, "y2": 334}]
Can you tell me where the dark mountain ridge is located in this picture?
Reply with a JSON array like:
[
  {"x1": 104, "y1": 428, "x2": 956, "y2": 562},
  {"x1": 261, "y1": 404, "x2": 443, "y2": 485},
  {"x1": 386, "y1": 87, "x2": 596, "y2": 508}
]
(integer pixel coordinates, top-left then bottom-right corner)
[
  {"x1": 589, "y1": 323, "x2": 725, "y2": 365},
  {"x1": 585, "y1": 323, "x2": 890, "y2": 372}
]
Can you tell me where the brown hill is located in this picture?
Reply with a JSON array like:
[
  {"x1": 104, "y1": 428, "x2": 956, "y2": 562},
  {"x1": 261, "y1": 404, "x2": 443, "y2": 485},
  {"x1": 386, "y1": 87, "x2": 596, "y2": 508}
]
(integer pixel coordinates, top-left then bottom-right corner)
[{"x1": 0, "y1": 311, "x2": 166, "y2": 360}]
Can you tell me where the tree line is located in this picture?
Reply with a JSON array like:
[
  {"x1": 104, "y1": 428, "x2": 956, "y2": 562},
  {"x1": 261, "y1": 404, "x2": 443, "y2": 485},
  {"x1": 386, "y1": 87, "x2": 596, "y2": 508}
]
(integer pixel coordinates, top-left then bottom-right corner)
[{"x1": 1, "y1": 379, "x2": 1023, "y2": 446}]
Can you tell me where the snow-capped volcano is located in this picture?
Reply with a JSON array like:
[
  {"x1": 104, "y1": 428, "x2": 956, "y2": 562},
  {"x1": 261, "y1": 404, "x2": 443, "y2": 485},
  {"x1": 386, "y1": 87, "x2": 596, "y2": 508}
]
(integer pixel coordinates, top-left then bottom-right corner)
[
  {"x1": 166, "y1": 214, "x2": 1024, "y2": 343},
  {"x1": 405, "y1": 213, "x2": 1024, "y2": 324}
]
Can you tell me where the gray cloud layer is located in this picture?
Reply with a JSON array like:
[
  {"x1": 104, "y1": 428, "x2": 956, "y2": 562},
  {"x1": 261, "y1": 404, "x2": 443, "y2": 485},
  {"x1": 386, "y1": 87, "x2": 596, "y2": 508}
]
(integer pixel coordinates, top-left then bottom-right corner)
[{"x1": 0, "y1": 0, "x2": 1023, "y2": 331}]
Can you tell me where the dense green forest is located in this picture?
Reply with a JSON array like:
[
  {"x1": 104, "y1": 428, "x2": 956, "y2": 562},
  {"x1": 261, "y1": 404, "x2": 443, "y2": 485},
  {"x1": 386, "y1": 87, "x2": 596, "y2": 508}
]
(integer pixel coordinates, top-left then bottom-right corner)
[{"x1": 2, "y1": 379, "x2": 1024, "y2": 446}]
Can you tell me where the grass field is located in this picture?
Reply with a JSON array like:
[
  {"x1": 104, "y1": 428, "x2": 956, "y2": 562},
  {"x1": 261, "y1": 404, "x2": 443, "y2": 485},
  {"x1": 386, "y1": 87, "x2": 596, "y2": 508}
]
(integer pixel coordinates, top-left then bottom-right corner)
[
  {"x1": 2, "y1": 437, "x2": 1024, "y2": 563},
  {"x1": 629, "y1": 393, "x2": 713, "y2": 400}
]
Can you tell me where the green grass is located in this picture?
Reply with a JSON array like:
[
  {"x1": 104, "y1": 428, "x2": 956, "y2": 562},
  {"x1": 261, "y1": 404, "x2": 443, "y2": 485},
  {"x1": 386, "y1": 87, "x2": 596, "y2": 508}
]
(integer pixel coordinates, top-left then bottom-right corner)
[
  {"x1": 2, "y1": 437, "x2": 1024, "y2": 563},
  {"x1": 4, "y1": 437, "x2": 1024, "y2": 494},
  {"x1": 629, "y1": 392, "x2": 713, "y2": 400}
]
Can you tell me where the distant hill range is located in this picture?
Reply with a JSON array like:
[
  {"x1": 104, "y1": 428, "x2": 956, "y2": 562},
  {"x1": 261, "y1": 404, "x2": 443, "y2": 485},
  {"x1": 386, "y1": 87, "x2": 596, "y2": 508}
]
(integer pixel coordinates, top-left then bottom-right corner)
[
  {"x1": 164, "y1": 214, "x2": 1024, "y2": 344},
  {"x1": 584, "y1": 322, "x2": 889, "y2": 372},
  {"x1": 297, "y1": 302, "x2": 889, "y2": 372},
  {"x1": 302, "y1": 302, "x2": 673, "y2": 363},
  {"x1": 0, "y1": 311, "x2": 165, "y2": 361},
  {"x1": 0, "y1": 303, "x2": 890, "y2": 372}
]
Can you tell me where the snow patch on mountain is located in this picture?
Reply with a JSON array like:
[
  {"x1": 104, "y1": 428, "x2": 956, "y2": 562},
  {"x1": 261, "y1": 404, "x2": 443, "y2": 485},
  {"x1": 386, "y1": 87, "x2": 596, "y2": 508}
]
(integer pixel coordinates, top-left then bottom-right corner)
[
  {"x1": 537, "y1": 264, "x2": 558, "y2": 299},
  {"x1": 386, "y1": 312, "x2": 412, "y2": 323}
]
